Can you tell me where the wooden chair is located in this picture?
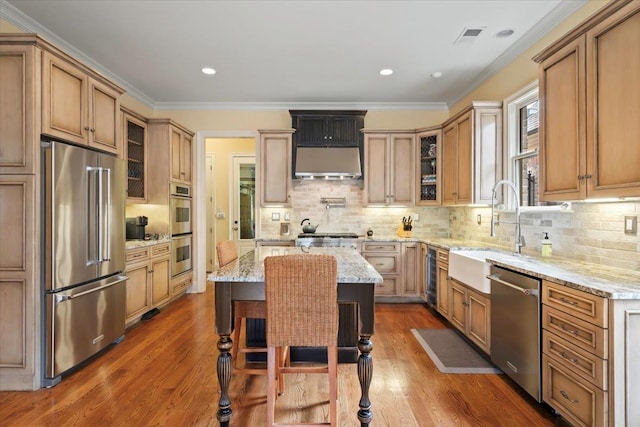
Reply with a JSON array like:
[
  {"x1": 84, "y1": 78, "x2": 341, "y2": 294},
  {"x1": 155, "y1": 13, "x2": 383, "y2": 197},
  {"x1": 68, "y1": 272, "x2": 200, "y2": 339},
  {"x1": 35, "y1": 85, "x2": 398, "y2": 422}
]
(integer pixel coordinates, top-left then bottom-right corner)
[
  {"x1": 264, "y1": 254, "x2": 339, "y2": 427},
  {"x1": 216, "y1": 240, "x2": 268, "y2": 375}
]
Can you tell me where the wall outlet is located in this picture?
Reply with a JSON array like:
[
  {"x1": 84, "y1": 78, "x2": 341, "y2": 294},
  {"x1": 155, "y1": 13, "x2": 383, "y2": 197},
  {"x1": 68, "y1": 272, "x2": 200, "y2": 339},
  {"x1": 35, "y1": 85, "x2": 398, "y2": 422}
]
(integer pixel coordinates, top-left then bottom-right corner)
[
  {"x1": 624, "y1": 215, "x2": 637, "y2": 234},
  {"x1": 271, "y1": 212, "x2": 280, "y2": 221},
  {"x1": 284, "y1": 212, "x2": 290, "y2": 221},
  {"x1": 413, "y1": 213, "x2": 419, "y2": 222},
  {"x1": 477, "y1": 214, "x2": 482, "y2": 225}
]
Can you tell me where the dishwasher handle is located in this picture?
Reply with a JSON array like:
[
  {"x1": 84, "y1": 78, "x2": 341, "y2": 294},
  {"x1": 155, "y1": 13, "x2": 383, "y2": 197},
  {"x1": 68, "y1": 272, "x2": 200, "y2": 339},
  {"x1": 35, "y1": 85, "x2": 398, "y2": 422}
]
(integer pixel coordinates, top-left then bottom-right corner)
[{"x1": 487, "y1": 273, "x2": 539, "y2": 297}]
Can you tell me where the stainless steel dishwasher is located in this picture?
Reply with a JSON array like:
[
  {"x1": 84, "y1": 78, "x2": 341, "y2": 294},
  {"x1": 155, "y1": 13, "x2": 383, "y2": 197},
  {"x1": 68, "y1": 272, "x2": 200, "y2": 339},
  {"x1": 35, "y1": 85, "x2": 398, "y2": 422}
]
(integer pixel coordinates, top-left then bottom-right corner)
[{"x1": 488, "y1": 265, "x2": 541, "y2": 402}]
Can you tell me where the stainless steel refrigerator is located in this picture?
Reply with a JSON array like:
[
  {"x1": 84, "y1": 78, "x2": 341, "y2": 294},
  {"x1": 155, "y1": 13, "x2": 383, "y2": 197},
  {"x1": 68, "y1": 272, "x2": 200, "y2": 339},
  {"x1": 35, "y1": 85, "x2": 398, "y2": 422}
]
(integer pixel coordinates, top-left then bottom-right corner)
[{"x1": 42, "y1": 140, "x2": 127, "y2": 387}]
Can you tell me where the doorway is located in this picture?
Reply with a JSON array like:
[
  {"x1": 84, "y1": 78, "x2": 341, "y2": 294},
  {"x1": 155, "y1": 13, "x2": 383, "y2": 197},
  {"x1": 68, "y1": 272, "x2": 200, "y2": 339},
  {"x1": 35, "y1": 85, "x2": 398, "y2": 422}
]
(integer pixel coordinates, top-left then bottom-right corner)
[{"x1": 230, "y1": 155, "x2": 256, "y2": 256}]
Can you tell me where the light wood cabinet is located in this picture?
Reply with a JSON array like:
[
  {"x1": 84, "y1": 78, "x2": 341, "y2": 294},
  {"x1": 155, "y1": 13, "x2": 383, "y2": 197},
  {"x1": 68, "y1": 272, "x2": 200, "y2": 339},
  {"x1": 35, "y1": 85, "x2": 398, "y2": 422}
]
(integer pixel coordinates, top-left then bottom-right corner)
[
  {"x1": 258, "y1": 130, "x2": 294, "y2": 207},
  {"x1": 401, "y1": 242, "x2": 420, "y2": 297},
  {"x1": 42, "y1": 51, "x2": 123, "y2": 155},
  {"x1": 147, "y1": 119, "x2": 195, "y2": 204},
  {"x1": 441, "y1": 103, "x2": 502, "y2": 205},
  {"x1": 449, "y1": 278, "x2": 490, "y2": 354},
  {"x1": 0, "y1": 44, "x2": 38, "y2": 174},
  {"x1": 362, "y1": 241, "x2": 401, "y2": 297},
  {"x1": 542, "y1": 280, "x2": 608, "y2": 426},
  {"x1": 122, "y1": 108, "x2": 147, "y2": 202},
  {"x1": 125, "y1": 242, "x2": 171, "y2": 326},
  {"x1": 416, "y1": 128, "x2": 442, "y2": 206},
  {"x1": 0, "y1": 175, "x2": 37, "y2": 390},
  {"x1": 364, "y1": 132, "x2": 415, "y2": 206},
  {"x1": 535, "y1": 1, "x2": 640, "y2": 200},
  {"x1": 435, "y1": 249, "x2": 450, "y2": 319},
  {"x1": 170, "y1": 125, "x2": 192, "y2": 184}
]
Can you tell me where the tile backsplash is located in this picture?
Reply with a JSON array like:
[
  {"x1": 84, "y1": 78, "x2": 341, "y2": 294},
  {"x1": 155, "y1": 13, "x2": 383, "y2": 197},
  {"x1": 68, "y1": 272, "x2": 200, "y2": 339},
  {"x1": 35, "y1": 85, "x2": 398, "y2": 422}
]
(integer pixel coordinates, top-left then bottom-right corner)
[
  {"x1": 448, "y1": 202, "x2": 640, "y2": 271},
  {"x1": 259, "y1": 181, "x2": 639, "y2": 271},
  {"x1": 259, "y1": 180, "x2": 449, "y2": 238}
]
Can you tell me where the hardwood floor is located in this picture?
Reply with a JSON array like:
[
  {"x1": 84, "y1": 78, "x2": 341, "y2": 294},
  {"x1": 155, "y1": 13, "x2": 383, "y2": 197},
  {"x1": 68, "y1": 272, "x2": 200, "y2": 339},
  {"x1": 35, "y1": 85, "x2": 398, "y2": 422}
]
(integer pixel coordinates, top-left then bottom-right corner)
[{"x1": 0, "y1": 283, "x2": 566, "y2": 426}]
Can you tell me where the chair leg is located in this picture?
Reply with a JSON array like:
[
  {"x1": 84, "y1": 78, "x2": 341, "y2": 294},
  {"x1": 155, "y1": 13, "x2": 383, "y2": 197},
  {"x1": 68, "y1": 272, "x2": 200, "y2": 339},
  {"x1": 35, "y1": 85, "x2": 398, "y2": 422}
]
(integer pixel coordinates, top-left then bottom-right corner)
[
  {"x1": 231, "y1": 316, "x2": 242, "y2": 368},
  {"x1": 267, "y1": 346, "x2": 277, "y2": 426},
  {"x1": 328, "y1": 345, "x2": 338, "y2": 427}
]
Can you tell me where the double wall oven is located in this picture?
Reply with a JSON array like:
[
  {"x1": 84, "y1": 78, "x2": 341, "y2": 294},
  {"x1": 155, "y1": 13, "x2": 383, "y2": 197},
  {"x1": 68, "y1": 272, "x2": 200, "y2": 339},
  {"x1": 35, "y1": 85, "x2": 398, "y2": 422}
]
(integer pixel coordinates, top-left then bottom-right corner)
[{"x1": 170, "y1": 182, "x2": 192, "y2": 277}]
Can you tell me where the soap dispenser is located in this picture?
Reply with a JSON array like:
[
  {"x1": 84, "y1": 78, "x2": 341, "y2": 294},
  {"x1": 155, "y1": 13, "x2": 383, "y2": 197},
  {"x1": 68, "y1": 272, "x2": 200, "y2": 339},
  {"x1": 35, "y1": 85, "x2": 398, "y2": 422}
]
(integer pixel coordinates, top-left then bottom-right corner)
[{"x1": 541, "y1": 232, "x2": 552, "y2": 257}]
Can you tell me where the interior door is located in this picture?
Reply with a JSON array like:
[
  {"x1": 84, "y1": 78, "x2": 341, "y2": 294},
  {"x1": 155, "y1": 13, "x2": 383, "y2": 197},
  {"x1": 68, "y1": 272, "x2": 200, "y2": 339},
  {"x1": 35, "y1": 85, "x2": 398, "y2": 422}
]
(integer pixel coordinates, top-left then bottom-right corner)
[{"x1": 230, "y1": 155, "x2": 256, "y2": 256}]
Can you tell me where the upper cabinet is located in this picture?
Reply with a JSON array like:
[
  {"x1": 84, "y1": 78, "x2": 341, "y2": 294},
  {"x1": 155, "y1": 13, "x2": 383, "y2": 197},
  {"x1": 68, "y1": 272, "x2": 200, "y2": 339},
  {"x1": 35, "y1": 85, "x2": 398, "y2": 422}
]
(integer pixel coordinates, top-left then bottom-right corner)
[
  {"x1": 0, "y1": 43, "x2": 37, "y2": 174},
  {"x1": 42, "y1": 51, "x2": 123, "y2": 155},
  {"x1": 364, "y1": 132, "x2": 415, "y2": 206},
  {"x1": 535, "y1": 0, "x2": 640, "y2": 200},
  {"x1": 259, "y1": 129, "x2": 294, "y2": 207},
  {"x1": 290, "y1": 110, "x2": 365, "y2": 147},
  {"x1": 441, "y1": 102, "x2": 502, "y2": 205},
  {"x1": 122, "y1": 108, "x2": 147, "y2": 202},
  {"x1": 147, "y1": 119, "x2": 195, "y2": 203},
  {"x1": 170, "y1": 125, "x2": 192, "y2": 184},
  {"x1": 416, "y1": 128, "x2": 442, "y2": 206}
]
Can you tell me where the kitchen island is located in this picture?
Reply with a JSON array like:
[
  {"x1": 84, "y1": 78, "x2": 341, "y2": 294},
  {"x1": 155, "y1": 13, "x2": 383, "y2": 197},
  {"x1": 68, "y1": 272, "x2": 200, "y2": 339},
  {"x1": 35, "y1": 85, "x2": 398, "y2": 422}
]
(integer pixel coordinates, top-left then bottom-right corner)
[{"x1": 208, "y1": 246, "x2": 383, "y2": 426}]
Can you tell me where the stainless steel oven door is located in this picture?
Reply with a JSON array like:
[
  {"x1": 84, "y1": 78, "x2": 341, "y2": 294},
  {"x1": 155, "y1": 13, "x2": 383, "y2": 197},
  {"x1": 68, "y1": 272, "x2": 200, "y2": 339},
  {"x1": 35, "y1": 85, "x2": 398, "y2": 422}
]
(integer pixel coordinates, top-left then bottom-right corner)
[
  {"x1": 170, "y1": 196, "x2": 192, "y2": 235},
  {"x1": 172, "y1": 235, "x2": 192, "y2": 277}
]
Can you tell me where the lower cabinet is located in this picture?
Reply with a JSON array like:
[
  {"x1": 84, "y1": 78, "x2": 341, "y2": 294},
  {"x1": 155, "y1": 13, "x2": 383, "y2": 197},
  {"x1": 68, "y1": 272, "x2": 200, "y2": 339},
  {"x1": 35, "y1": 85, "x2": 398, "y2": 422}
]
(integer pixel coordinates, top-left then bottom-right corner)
[
  {"x1": 125, "y1": 242, "x2": 171, "y2": 326},
  {"x1": 449, "y1": 278, "x2": 490, "y2": 354},
  {"x1": 541, "y1": 280, "x2": 608, "y2": 427},
  {"x1": 436, "y1": 249, "x2": 450, "y2": 319},
  {"x1": 362, "y1": 241, "x2": 400, "y2": 297}
]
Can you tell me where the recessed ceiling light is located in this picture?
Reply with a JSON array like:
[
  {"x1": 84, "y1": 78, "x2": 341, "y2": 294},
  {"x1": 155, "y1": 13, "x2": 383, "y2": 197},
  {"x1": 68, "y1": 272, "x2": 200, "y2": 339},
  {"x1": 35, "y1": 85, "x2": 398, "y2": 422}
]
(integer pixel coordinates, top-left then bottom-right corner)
[
  {"x1": 431, "y1": 71, "x2": 443, "y2": 79},
  {"x1": 379, "y1": 69, "x2": 393, "y2": 76},
  {"x1": 495, "y1": 29, "x2": 515, "y2": 38},
  {"x1": 201, "y1": 67, "x2": 216, "y2": 75}
]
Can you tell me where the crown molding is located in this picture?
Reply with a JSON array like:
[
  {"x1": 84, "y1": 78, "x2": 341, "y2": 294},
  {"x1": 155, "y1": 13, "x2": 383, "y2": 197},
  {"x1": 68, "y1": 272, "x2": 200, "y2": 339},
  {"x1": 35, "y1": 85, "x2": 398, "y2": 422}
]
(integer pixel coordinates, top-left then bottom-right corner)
[
  {"x1": 153, "y1": 101, "x2": 449, "y2": 111},
  {"x1": 447, "y1": 0, "x2": 588, "y2": 107}
]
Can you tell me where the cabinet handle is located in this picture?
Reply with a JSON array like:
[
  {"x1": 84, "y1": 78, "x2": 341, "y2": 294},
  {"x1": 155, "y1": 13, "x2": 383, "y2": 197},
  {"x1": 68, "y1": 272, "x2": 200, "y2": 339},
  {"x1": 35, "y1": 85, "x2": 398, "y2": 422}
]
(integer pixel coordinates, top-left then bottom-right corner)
[
  {"x1": 148, "y1": 270, "x2": 154, "y2": 273},
  {"x1": 463, "y1": 301, "x2": 469, "y2": 306},
  {"x1": 560, "y1": 323, "x2": 579, "y2": 336},
  {"x1": 585, "y1": 174, "x2": 592, "y2": 179},
  {"x1": 328, "y1": 136, "x2": 333, "y2": 140},
  {"x1": 560, "y1": 390, "x2": 579, "y2": 404},
  {"x1": 84, "y1": 126, "x2": 90, "y2": 131},
  {"x1": 559, "y1": 297, "x2": 578, "y2": 306},
  {"x1": 375, "y1": 263, "x2": 384, "y2": 267},
  {"x1": 577, "y1": 174, "x2": 585, "y2": 180},
  {"x1": 560, "y1": 351, "x2": 579, "y2": 364},
  {"x1": 90, "y1": 128, "x2": 95, "y2": 133}
]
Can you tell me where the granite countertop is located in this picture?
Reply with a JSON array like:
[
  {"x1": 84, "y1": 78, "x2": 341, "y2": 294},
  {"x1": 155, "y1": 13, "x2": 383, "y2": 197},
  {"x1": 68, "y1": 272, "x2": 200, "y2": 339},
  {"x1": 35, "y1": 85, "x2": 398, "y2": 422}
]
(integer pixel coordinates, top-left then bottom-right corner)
[
  {"x1": 416, "y1": 237, "x2": 640, "y2": 300},
  {"x1": 125, "y1": 236, "x2": 171, "y2": 250},
  {"x1": 208, "y1": 246, "x2": 383, "y2": 284}
]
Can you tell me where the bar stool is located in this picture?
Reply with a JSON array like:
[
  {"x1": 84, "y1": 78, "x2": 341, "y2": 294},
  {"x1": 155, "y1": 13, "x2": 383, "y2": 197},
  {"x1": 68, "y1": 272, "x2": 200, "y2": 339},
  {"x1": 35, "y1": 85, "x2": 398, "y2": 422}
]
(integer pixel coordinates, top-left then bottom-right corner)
[
  {"x1": 216, "y1": 240, "x2": 268, "y2": 375},
  {"x1": 264, "y1": 254, "x2": 339, "y2": 427}
]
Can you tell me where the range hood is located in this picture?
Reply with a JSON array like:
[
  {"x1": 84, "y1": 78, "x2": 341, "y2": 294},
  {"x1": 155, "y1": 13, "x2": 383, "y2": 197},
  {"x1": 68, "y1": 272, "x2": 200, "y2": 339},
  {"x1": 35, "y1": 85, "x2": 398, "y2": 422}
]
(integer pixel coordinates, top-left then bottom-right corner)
[{"x1": 294, "y1": 146, "x2": 362, "y2": 180}]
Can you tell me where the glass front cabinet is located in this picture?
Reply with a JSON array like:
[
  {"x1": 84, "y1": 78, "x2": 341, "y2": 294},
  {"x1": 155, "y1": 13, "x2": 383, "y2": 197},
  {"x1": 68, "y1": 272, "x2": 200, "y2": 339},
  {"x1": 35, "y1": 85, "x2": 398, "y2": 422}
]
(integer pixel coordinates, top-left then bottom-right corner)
[{"x1": 416, "y1": 128, "x2": 441, "y2": 205}]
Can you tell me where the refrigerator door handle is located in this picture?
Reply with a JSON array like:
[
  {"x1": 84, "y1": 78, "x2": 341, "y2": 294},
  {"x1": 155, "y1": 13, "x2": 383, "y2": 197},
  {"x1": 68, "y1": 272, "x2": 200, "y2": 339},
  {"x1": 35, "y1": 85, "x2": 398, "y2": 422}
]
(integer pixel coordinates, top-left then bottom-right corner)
[
  {"x1": 54, "y1": 275, "x2": 127, "y2": 303},
  {"x1": 102, "y1": 167, "x2": 112, "y2": 262},
  {"x1": 97, "y1": 166, "x2": 104, "y2": 263},
  {"x1": 86, "y1": 166, "x2": 101, "y2": 265}
]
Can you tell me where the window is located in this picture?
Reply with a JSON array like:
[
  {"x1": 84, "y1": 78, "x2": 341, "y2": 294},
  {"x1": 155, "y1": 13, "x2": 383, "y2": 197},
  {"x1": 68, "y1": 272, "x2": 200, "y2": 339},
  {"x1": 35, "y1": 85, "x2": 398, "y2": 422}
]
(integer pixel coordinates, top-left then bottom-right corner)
[{"x1": 505, "y1": 83, "x2": 561, "y2": 209}]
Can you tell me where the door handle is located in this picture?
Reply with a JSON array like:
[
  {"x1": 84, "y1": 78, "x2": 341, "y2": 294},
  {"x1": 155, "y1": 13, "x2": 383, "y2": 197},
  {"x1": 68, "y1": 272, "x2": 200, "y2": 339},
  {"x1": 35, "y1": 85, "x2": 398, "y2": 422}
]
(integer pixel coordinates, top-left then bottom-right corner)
[{"x1": 486, "y1": 274, "x2": 539, "y2": 297}]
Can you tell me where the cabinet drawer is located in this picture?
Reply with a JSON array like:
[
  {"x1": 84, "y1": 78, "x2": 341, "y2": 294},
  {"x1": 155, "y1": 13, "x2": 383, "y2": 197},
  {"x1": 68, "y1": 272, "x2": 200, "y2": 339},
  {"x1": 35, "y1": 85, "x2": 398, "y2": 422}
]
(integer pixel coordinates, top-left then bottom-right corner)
[
  {"x1": 363, "y1": 254, "x2": 399, "y2": 273},
  {"x1": 436, "y1": 249, "x2": 449, "y2": 265},
  {"x1": 374, "y1": 276, "x2": 397, "y2": 296},
  {"x1": 543, "y1": 281, "x2": 607, "y2": 328},
  {"x1": 542, "y1": 306, "x2": 608, "y2": 359},
  {"x1": 362, "y1": 242, "x2": 400, "y2": 252},
  {"x1": 172, "y1": 273, "x2": 192, "y2": 295},
  {"x1": 126, "y1": 248, "x2": 149, "y2": 263},
  {"x1": 542, "y1": 354, "x2": 607, "y2": 427},
  {"x1": 151, "y1": 243, "x2": 170, "y2": 257},
  {"x1": 543, "y1": 330, "x2": 607, "y2": 390}
]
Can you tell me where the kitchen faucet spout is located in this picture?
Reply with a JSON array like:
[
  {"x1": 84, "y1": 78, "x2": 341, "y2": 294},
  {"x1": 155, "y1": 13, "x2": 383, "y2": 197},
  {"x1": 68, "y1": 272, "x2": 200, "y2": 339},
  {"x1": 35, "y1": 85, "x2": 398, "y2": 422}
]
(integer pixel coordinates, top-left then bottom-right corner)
[{"x1": 490, "y1": 180, "x2": 524, "y2": 254}]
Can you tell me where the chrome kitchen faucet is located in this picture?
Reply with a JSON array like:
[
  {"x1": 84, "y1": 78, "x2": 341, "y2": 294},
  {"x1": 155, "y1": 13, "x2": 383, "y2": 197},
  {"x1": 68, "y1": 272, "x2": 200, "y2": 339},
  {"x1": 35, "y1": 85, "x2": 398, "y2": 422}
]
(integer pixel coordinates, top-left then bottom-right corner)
[{"x1": 491, "y1": 180, "x2": 525, "y2": 254}]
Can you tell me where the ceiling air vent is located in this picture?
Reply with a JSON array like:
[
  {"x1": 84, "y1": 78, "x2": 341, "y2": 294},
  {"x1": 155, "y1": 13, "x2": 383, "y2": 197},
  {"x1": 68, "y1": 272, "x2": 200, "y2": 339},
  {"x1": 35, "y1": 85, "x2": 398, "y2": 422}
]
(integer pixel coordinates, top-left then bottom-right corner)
[{"x1": 454, "y1": 27, "x2": 486, "y2": 44}]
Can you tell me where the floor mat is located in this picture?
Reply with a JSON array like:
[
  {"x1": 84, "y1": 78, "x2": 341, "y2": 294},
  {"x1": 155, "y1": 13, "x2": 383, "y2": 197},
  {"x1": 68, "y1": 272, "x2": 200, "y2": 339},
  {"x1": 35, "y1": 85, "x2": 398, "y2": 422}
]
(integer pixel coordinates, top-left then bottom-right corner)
[{"x1": 411, "y1": 328, "x2": 502, "y2": 374}]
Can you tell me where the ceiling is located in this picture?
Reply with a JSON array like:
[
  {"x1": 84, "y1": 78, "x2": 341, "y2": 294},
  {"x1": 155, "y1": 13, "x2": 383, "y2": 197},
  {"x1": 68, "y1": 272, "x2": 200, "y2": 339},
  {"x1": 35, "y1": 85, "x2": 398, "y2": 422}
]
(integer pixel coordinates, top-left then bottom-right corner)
[{"x1": 2, "y1": 0, "x2": 587, "y2": 110}]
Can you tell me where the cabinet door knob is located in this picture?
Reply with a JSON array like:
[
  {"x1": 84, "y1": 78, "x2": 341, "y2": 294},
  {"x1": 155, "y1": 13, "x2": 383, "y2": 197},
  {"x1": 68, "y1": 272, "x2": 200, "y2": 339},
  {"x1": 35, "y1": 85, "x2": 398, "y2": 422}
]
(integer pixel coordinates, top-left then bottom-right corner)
[
  {"x1": 577, "y1": 175, "x2": 585, "y2": 180},
  {"x1": 84, "y1": 126, "x2": 90, "y2": 131}
]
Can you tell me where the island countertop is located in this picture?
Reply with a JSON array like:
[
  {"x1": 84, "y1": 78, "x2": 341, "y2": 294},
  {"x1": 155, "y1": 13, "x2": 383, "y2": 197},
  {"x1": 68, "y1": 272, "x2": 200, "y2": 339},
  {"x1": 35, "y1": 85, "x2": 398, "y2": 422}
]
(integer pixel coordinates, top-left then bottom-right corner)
[{"x1": 207, "y1": 246, "x2": 383, "y2": 284}]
